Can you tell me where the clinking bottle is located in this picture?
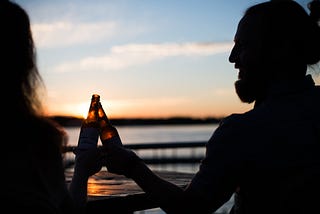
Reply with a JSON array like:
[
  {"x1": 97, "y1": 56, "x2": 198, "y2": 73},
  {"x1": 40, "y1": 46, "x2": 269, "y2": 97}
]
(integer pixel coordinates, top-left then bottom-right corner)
[
  {"x1": 98, "y1": 101, "x2": 123, "y2": 146},
  {"x1": 77, "y1": 94, "x2": 100, "y2": 151}
]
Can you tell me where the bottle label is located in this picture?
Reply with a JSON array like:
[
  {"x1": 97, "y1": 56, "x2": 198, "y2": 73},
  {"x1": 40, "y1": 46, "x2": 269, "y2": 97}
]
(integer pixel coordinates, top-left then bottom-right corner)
[
  {"x1": 78, "y1": 127, "x2": 99, "y2": 149},
  {"x1": 103, "y1": 135, "x2": 123, "y2": 146}
]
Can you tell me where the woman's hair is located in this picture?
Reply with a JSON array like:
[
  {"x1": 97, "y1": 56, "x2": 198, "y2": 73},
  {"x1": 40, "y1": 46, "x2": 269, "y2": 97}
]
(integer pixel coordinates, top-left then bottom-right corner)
[
  {"x1": 0, "y1": 0, "x2": 44, "y2": 117},
  {"x1": 244, "y1": 0, "x2": 320, "y2": 78},
  {"x1": 1, "y1": 1, "x2": 68, "y2": 151}
]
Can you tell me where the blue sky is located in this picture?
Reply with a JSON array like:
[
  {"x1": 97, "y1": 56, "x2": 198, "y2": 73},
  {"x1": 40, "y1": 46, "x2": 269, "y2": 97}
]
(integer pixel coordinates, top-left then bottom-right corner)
[{"x1": 14, "y1": 0, "x2": 318, "y2": 118}]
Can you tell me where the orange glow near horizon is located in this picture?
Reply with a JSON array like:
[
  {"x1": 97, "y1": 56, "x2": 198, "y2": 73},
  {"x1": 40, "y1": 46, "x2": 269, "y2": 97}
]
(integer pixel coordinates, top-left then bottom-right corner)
[
  {"x1": 44, "y1": 74, "x2": 320, "y2": 119},
  {"x1": 45, "y1": 99, "x2": 253, "y2": 119}
]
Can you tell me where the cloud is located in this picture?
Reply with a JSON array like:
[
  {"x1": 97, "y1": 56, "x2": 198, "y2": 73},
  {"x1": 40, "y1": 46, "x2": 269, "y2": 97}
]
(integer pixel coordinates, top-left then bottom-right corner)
[
  {"x1": 111, "y1": 42, "x2": 232, "y2": 56},
  {"x1": 32, "y1": 21, "x2": 118, "y2": 48},
  {"x1": 53, "y1": 42, "x2": 233, "y2": 73}
]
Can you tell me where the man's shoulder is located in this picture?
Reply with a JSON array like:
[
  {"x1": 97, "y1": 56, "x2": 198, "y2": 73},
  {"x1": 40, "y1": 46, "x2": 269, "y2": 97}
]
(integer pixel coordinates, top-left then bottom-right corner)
[
  {"x1": 220, "y1": 111, "x2": 255, "y2": 127},
  {"x1": 214, "y1": 113, "x2": 250, "y2": 137},
  {"x1": 214, "y1": 110, "x2": 264, "y2": 139}
]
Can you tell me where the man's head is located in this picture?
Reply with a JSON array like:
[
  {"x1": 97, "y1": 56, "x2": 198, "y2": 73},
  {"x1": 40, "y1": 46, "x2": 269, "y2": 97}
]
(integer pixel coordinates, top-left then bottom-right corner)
[{"x1": 229, "y1": 1, "x2": 320, "y2": 104}]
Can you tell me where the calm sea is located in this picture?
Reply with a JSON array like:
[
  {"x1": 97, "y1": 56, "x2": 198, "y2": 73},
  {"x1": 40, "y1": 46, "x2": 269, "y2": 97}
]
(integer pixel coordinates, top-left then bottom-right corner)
[
  {"x1": 64, "y1": 124, "x2": 233, "y2": 214},
  {"x1": 65, "y1": 124, "x2": 217, "y2": 146},
  {"x1": 64, "y1": 124, "x2": 216, "y2": 172}
]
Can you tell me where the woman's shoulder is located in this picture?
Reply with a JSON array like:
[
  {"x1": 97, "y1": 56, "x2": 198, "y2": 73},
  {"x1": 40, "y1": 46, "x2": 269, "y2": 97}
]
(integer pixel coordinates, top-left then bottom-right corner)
[
  {"x1": 35, "y1": 116, "x2": 68, "y2": 146},
  {"x1": 14, "y1": 115, "x2": 68, "y2": 149}
]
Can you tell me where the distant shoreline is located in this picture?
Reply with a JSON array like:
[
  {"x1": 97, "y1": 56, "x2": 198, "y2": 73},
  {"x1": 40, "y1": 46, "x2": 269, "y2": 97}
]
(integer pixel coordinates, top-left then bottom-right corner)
[{"x1": 49, "y1": 115, "x2": 222, "y2": 127}]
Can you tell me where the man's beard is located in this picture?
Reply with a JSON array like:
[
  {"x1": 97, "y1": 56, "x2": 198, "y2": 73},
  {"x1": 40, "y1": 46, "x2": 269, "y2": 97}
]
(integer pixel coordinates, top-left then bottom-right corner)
[{"x1": 234, "y1": 78, "x2": 264, "y2": 104}]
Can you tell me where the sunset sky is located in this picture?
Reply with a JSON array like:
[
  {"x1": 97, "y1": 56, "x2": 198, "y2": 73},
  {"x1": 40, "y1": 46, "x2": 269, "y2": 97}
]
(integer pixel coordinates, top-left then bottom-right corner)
[{"x1": 15, "y1": 0, "x2": 318, "y2": 118}]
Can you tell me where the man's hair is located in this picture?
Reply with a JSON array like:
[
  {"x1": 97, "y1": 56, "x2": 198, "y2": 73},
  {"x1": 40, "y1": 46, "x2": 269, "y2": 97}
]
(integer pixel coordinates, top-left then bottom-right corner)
[{"x1": 244, "y1": 1, "x2": 320, "y2": 78}]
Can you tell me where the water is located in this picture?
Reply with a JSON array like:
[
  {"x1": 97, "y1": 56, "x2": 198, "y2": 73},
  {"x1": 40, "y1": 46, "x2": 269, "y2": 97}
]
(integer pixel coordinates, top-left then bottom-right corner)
[
  {"x1": 64, "y1": 124, "x2": 233, "y2": 213},
  {"x1": 65, "y1": 124, "x2": 216, "y2": 146},
  {"x1": 65, "y1": 124, "x2": 216, "y2": 173}
]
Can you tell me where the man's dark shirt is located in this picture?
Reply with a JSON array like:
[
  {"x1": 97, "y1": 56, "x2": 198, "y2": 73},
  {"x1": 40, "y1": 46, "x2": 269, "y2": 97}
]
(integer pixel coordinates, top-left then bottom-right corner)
[{"x1": 189, "y1": 75, "x2": 320, "y2": 213}]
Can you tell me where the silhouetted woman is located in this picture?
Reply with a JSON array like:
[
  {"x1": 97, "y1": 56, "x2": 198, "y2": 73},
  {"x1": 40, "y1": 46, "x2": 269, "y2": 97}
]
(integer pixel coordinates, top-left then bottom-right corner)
[{"x1": 1, "y1": 1, "x2": 101, "y2": 213}]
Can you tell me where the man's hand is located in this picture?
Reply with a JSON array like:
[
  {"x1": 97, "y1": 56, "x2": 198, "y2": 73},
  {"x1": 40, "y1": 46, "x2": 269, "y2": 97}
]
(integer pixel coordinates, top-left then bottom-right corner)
[{"x1": 102, "y1": 143, "x2": 142, "y2": 177}]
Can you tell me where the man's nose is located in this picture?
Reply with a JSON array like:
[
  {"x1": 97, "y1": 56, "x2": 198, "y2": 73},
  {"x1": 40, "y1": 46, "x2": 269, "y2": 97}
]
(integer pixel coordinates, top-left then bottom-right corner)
[{"x1": 229, "y1": 48, "x2": 236, "y2": 63}]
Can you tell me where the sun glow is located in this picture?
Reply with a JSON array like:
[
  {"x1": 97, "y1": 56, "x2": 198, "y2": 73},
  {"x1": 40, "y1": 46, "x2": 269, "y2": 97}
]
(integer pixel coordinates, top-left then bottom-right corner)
[
  {"x1": 76, "y1": 103, "x2": 91, "y2": 119},
  {"x1": 48, "y1": 102, "x2": 91, "y2": 119}
]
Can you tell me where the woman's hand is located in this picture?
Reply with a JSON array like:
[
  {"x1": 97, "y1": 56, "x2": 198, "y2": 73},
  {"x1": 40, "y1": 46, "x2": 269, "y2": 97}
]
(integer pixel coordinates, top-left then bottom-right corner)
[{"x1": 73, "y1": 147, "x2": 105, "y2": 179}]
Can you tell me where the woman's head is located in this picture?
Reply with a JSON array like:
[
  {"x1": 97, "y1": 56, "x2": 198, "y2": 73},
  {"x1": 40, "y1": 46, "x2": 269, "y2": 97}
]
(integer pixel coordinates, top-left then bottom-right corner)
[
  {"x1": 229, "y1": 0, "x2": 320, "y2": 103},
  {"x1": 0, "y1": 0, "x2": 44, "y2": 116}
]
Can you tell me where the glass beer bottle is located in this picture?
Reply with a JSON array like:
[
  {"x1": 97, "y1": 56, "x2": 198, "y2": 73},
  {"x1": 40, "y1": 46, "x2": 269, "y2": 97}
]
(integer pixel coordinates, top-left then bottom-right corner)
[
  {"x1": 98, "y1": 101, "x2": 123, "y2": 146},
  {"x1": 77, "y1": 94, "x2": 100, "y2": 151}
]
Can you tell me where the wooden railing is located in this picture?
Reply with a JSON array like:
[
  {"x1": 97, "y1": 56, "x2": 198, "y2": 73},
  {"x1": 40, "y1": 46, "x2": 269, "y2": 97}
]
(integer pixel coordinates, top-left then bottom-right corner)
[{"x1": 63, "y1": 141, "x2": 207, "y2": 167}]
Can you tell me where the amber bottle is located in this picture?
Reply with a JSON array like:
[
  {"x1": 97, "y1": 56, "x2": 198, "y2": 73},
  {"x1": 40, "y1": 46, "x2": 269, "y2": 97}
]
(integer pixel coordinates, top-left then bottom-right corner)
[
  {"x1": 98, "y1": 101, "x2": 123, "y2": 146},
  {"x1": 77, "y1": 94, "x2": 100, "y2": 150}
]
